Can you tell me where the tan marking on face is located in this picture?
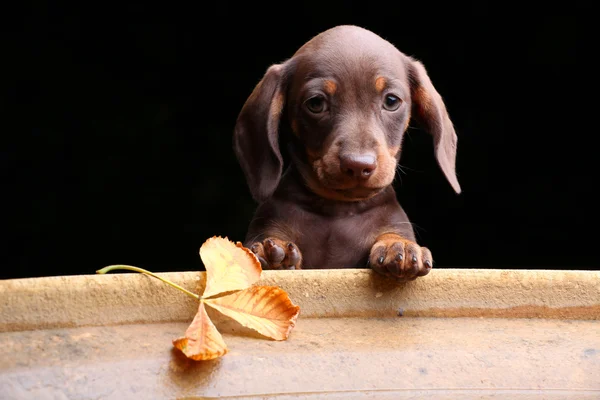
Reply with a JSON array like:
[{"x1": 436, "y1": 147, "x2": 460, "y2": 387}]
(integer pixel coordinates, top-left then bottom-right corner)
[
  {"x1": 324, "y1": 80, "x2": 337, "y2": 95},
  {"x1": 368, "y1": 145, "x2": 397, "y2": 188},
  {"x1": 303, "y1": 138, "x2": 399, "y2": 202},
  {"x1": 311, "y1": 149, "x2": 339, "y2": 184},
  {"x1": 375, "y1": 77, "x2": 387, "y2": 93}
]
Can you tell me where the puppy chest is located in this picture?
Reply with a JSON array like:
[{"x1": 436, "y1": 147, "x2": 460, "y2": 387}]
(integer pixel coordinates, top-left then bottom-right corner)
[{"x1": 297, "y1": 215, "x2": 372, "y2": 268}]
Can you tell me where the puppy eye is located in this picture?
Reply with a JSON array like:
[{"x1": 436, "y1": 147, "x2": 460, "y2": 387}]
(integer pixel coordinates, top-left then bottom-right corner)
[
  {"x1": 305, "y1": 95, "x2": 327, "y2": 113},
  {"x1": 383, "y1": 94, "x2": 402, "y2": 111}
]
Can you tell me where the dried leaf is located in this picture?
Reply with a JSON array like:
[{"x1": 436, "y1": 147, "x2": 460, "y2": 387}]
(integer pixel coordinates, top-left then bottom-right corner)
[
  {"x1": 173, "y1": 237, "x2": 300, "y2": 361},
  {"x1": 205, "y1": 286, "x2": 300, "y2": 341},
  {"x1": 200, "y1": 236, "x2": 262, "y2": 298},
  {"x1": 172, "y1": 301, "x2": 227, "y2": 360}
]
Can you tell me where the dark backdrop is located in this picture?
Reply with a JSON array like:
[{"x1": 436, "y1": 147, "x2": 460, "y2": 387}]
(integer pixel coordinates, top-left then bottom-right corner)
[{"x1": 3, "y1": 2, "x2": 598, "y2": 279}]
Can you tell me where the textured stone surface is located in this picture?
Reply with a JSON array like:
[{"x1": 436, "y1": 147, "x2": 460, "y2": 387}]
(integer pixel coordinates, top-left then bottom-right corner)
[
  {"x1": 1, "y1": 268, "x2": 599, "y2": 399},
  {"x1": 0, "y1": 318, "x2": 598, "y2": 399},
  {"x1": 0, "y1": 272, "x2": 204, "y2": 332},
  {"x1": 261, "y1": 269, "x2": 600, "y2": 319},
  {"x1": 1, "y1": 269, "x2": 599, "y2": 332}
]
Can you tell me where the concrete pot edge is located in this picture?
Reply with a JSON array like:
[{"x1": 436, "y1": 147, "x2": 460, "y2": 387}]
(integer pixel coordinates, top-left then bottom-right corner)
[{"x1": 1, "y1": 268, "x2": 598, "y2": 332}]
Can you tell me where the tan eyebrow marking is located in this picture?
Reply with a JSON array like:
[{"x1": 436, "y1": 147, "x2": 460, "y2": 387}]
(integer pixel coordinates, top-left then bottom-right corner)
[
  {"x1": 375, "y1": 77, "x2": 387, "y2": 93},
  {"x1": 324, "y1": 80, "x2": 337, "y2": 95}
]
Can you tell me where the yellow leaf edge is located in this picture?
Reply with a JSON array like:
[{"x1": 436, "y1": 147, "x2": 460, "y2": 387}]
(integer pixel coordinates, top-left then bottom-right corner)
[
  {"x1": 200, "y1": 235, "x2": 263, "y2": 299},
  {"x1": 172, "y1": 301, "x2": 229, "y2": 361}
]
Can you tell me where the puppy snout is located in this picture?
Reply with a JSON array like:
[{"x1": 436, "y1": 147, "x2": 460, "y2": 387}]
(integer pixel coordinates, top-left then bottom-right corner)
[{"x1": 339, "y1": 153, "x2": 377, "y2": 179}]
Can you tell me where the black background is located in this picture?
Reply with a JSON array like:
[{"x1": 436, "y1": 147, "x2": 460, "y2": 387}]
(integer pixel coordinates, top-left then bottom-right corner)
[{"x1": 4, "y1": 2, "x2": 598, "y2": 279}]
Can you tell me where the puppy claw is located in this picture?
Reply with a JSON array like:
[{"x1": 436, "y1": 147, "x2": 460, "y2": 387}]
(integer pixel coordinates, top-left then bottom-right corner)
[
  {"x1": 369, "y1": 235, "x2": 432, "y2": 282},
  {"x1": 264, "y1": 240, "x2": 285, "y2": 263},
  {"x1": 249, "y1": 237, "x2": 302, "y2": 270}
]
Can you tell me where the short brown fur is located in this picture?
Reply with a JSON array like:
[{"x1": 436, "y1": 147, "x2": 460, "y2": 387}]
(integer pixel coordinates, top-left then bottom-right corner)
[{"x1": 233, "y1": 25, "x2": 460, "y2": 280}]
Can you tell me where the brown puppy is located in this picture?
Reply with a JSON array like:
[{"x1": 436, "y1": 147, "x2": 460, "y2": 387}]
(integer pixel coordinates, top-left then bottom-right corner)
[{"x1": 233, "y1": 25, "x2": 460, "y2": 281}]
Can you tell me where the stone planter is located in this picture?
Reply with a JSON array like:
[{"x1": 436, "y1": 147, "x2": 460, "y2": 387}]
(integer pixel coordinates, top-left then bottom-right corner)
[{"x1": 1, "y1": 269, "x2": 599, "y2": 399}]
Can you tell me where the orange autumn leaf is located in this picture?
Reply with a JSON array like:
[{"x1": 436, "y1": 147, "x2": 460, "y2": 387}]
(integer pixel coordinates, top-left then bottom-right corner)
[
  {"x1": 172, "y1": 301, "x2": 228, "y2": 360},
  {"x1": 200, "y1": 236, "x2": 262, "y2": 298},
  {"x1": 173, "y1": 236, "x2": 300, "y2": 361},
  {"x1": 204, "y1": 286, "x2": 300, "y2": 341}
]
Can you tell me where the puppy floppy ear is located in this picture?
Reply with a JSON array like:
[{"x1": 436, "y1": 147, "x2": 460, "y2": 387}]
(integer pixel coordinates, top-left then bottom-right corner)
[
  {"x1": 407, "y1": 58, "x2": 461, "y2": 194},
  {"x1": 233, "y1": 62, "x2": 291, "y2": 203}
]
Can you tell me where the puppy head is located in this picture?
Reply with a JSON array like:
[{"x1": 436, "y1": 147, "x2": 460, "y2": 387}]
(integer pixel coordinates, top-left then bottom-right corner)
[{"x1": 234, "y1": 25, "x2": 461, "y2": 203}]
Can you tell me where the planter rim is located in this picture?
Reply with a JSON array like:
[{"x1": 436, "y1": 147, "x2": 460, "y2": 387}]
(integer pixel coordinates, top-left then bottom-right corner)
[{"x1": 1, "y1": 268, "x2": 599, "y2": 332}]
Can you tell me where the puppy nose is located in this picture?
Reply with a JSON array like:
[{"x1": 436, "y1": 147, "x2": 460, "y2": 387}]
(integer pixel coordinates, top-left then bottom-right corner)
[{"x1": 340, "y1": 154, "x2": 377, "y2": 178}]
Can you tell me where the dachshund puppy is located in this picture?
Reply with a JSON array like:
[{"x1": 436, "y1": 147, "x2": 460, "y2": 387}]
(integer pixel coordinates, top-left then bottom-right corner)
[{"x1": 233, "y1": 25, "x2": 460, "y2": 281}]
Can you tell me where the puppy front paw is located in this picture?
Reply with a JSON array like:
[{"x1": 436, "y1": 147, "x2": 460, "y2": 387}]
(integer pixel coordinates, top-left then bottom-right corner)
[
  {"x1": 250, "y1": 238, "x2": 302, "y2": 270},
  {"x1": 369, "y1": 234, "x2": 432, "y2": 281}
]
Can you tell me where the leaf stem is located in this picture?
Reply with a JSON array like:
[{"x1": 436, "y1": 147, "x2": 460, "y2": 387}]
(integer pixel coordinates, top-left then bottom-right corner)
[{"x1": 96, "y1": 265, "x2": 200, "y2": 301}]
